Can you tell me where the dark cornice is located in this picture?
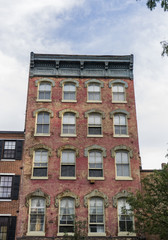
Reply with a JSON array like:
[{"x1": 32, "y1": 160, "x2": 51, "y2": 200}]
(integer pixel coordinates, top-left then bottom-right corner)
[
  {"x1": 0, "y1": 131, "x2": 24, "y2": 134},
  {"x1": 29, "y1": 52, "x2": 134, "y2": 79}
]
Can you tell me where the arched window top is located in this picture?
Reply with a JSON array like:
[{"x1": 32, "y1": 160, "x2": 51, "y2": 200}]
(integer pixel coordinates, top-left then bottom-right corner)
[
  {"x1": 60, "y1": 79, "x2": 79, "y2": 87},
  {"x1": 29, "y1": 144, "x2": 52, "y2": 157},
  {"x1": 109, "y1": 79, "x2": 128, "y2": 88},
  {"x1": 84, "y1": 79, "x2": 104, "y2": 88},
  {"x1": 84, "y1": 109, "x2": 105, "y2": 119},
  {"x1": 55, "y1": 189, "x2": 80, "y2": 208},
  {"x1": 33, "y1": 108, "x2": 54, "y2": 118},
  {"x1": 57, "y1": 145, "x2": 79, "y2": 157},
  {"x1": 84, "y1": 145, "x2": 106, "y2": 157},
  {"x1": 111, "y1": 145, "x2": 133, "y2": 158},
  {"x1": 25, "y1": 188, "x2": 50, "y2": 207},
  {"x1": 59, "y1": 109, "x2": 79, "y2": 118},
  {"x1": 112, "y1": 190, "x2": 130, "y2": 208},
  {"x1": 35, "y1": 78, "x2": 55, "y2": 87},
  {"x1": 110, "y1": 109, "x2": 130, "y2": 119},
  {"x1": 84, "y1": 189, "x2": 108, "y2": 208}
]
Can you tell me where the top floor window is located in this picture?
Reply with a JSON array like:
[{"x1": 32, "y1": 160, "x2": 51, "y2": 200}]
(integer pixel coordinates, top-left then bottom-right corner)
[
  {"x1": 0, "y1": 140, "x2": 23, "y2": 161},
  {"x1": 88, "y1": 83, "x2": 101, "y2": 101},
  {"x1": 60, "y1": 79, "x2": 79, "y2": 102},
  {"x1": 38, "y1": 82, "x2": 51, "y2": 100},
  {"x1": 63, "y1": 83, "x2": 76, "y2": 101},
  {"x1": 3, "y1": 141, "x2": 16, "y2": 159},
  {"x1": 36, "y1": 78, "x2": 55, "y2": 102},
  {"x1": 112, "y1": 84, "x2": 125, "y2": 102},
  {"x1": 109, "y1": 80, "x2": 128, "y2": 103}
]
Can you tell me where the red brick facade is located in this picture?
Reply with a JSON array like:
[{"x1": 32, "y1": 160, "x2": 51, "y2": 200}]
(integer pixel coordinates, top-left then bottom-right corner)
[
  {"x1": 16, "y1": 54, "x2": 141, "y2": 239},
  {"x1": 0, "y1": 131, "x2": 24, "y2": 240}
]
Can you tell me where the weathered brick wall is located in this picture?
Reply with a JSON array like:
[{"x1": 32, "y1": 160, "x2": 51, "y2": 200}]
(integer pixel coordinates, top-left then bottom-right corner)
[{"x1": 17, "y1": 76, "x2": 141, "y2": 238}]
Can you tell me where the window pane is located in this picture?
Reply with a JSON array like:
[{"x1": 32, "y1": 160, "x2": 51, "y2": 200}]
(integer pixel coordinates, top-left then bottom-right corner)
[
  {"x1": 39, "y1": 82, "x2": 51, "y2": 100},
  {"x1": 61, "y1": 166, "x2": 75, "y2": 177},
  {"x1": 89, "y1": 114, "x2": 101, "y2": 124},
  {"x1": 89, "y1": 169, "x2": 103, "y2": 177},
  {"x1": 120, "y1": 115, "x2": 126, "y2": 125},
  {"x1": 63, "y1": 113, "x2": 75, "y2": 124},
  {"x1": 89, "y1": 127, "x2": 101, "y2": 135},
  {"x1": 33, "y1": 168, "x2": 47, "y2": 177},
  {"x1": 62, "y1": 151, "x2": 75, "y2": 163}
]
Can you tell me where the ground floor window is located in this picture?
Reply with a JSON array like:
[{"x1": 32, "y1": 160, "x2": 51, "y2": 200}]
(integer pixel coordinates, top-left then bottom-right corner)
[{"x1": 0, "y1": 216, "x2": 16, "y2": 240}]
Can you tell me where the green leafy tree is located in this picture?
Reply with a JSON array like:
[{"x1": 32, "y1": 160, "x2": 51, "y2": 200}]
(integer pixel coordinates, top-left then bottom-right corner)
[
  {"x1": 146, "y1": 0, "x2": 168, "y2": 11},
  {"x1": 127, "y1": 165, "x2": 168, "y2": 240},
  {"x1": 64, "y1": 220, "x2": 87, "y2": 240}
]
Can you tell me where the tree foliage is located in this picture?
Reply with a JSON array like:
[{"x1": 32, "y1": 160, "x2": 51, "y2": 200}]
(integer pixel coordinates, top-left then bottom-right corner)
[
  {"x1": 146, "y1": 0, "x2": 168, "y2": 11},
  {"x1": 64, "y1": 220, "x2": 87, "y2": 240},
  {"x1": 127, "y1": 165, "x2": 168, "y2": 240}
]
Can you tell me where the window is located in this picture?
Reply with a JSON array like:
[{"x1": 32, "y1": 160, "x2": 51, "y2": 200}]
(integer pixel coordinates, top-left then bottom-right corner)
[
  {"x1": 0, "y1": 176, "x2": 12, "y2": 199},
  {"x1": 0, "y1": 216, "x2": 16, "y2": 240},
  {"x1": 118, "y1": 198, "x2": 133, "y2": 233},
  {"x1": 116, "y1": 151, "x2": 130, "y2": 177},
  {"x1": 59, "y1": 198, "x2": 75, "y2": 233},
  {"x1": 3, "y1": 141, "x2": 16, "y2": 159},
  {"x1": 61, "y1": 150, "x2": 75, "y2": 178},
  {"x1": 33, "y1": 150, "x2": 48, "y2": 178},
  {"x1": 62, "y1": 113, "x2": 76, "y2": 135},
  {"x1": 88, "y1": 83, "x2": 101, "y2": 101},
  {"x1": 63, "y1": 83, "x2": 76, "y2": 101},
  {"x1": 112, "y1": 84, "x2": 125, "y2": 102},
  {"x1": 89, "y1": 198, "x2": 104, "y2": 233},
  {"x1": 28, "y1": 198, "x2": 45, "y2": 233},
  {"x1": 89, "y1": 151, "x2": 103, "y2": 178},
  {"x1": 114, "y1": 114, "x2": 127, "y2": 135},
  {"x1": 0, "y1": 175, "x2": 20, "y2": 200},
  {"x1": 0, "y1": 140, "x2": 23, "y2": 160},
  {"x1": 36, "y1": 112, "x2": 50, "y2": 134},
  {"x1": 88, "y1": 113, "x2": 102, "y2": 135},
  {"x1": 38, "y1": 82, "x2": 51, "y2": 100}
]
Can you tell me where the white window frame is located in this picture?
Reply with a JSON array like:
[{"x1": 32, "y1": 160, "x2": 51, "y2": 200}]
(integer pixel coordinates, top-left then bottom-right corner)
[
  {"x1": 2, "y1": 141, "x2": 16, "y2": 160},
  {"x1": 117, "y1": 198, "x2": 135, "y2": 236},
  {"x1": 115, "y1": 151, "x2": 132, "y2": 180},
  {"x1": 58, "y1": 197, "x2": 75, "y2": 235},
  {"x1": 61, "y1": 112, "x2": 76, "y2": 137},
  {"x1": 37, "y1": 81, "x2": 52, "y2": 102},
  {"x1": 27, "y1": 197, "x2": 46, "y2": 236},
  {"x1": 62, "y1": 82, "x2": 77, "y2": 102},
  {"x1": 35, "y1": 111, "x2": 50, "y2": 136},
  {"x1": 88, "y1": 150, "x2": 104, "y2": 180},
  {"x1": 87, "y1": 83, "x2": 102, "y2": 103},
  {"x1": 31, "y1": 149, "x2": 48, "y2": 179},
  {"x1": 88, "y1": 113, "x2": 103, "y2": 137},
  {"x1": 88, "y1": 197, "x2": 106, "y2": 236},
  {"x1": 0, "y1": 175, "x2": 13, "y2": 200},
  {"x1": 60, "y1": 150, "x2": 76, "y2": 180},
  {"x1": 112, "y1": 84, "x2": 126, "y2": 103},
  {"x1": 113, "y1": 114, "x2": 128, "y2": 137}
]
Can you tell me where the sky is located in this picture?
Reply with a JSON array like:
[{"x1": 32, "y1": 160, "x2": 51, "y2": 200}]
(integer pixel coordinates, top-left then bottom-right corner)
[{"x1": 0, "y1": 0, "x2": 168, "y2": 169}]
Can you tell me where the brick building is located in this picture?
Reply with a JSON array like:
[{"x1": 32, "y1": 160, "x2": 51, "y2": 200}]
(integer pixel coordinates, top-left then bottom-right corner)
[
  {"x1": 16, "y1": 53, "x2": 141, "y2": 239},
  {"x1": 0, "y1": 131, "x2": 24, "y2": 240}
]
